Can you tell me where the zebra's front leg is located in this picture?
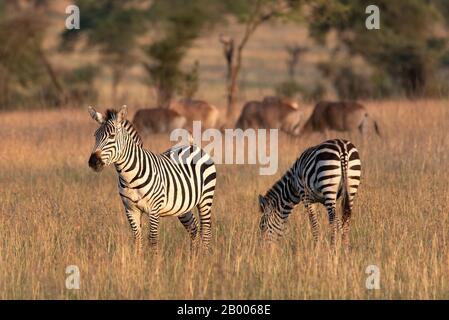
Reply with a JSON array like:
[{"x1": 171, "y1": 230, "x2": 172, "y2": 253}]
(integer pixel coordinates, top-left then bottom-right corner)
[
  {"x1": 197, "y1": 202, "x2": 213, "y2": 251},
  {"x1": 125, "y1": 207, "x2": 143, "y2": 254},
  {"x1": 148, "y1": 211, "x2": 160, "y2": 254},
  {"x1": 178, "y1": 211, "x2": 199, "y2": 253}
]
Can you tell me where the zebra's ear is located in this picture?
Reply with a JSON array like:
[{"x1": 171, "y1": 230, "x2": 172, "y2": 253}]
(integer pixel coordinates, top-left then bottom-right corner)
[
  {"x1": 88, "y1": 106, "x2": 105, "y2": 124},
  {"x1": 116, "y1": 105, "x2": 128, "y2": 123}
]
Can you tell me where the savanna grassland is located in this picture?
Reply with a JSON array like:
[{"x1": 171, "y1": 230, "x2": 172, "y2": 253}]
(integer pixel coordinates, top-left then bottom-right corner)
[{"x1": 0, "y1": 100, "x2": 448, "y2": 299}]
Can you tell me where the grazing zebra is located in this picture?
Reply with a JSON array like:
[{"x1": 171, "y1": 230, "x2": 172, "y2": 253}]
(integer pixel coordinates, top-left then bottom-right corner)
[
  {"x1": 88, "y1": 105, "x2": 216, "y2": 253},
  {"x1": 258, "y1": 139, "x2": 361, "y2": 249}
]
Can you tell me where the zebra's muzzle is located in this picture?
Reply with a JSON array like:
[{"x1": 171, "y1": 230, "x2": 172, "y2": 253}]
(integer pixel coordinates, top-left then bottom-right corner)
[{"x1": 88, "y1": 152, "x2": 104, "y2": 172}]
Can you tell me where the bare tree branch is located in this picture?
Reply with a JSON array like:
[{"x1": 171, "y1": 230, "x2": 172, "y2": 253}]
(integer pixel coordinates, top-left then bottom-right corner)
[{"x1": 220, "y1": 0, "x2": 293, "y2": 121}]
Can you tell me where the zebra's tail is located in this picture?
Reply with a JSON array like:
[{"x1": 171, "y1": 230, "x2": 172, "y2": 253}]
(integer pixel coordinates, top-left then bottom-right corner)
[{"x1": 340, "y1": 150, "x2": 350, "y2": 214}]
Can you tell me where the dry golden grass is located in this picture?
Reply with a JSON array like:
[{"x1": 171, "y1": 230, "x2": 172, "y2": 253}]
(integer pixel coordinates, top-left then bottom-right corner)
[{"x1": 0, "y1": 99, "x2": 448, "y2": 299}]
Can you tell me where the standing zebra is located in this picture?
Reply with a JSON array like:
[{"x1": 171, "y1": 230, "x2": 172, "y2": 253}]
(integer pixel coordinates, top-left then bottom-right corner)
[
  {"x1": 258, "y1": 139, "x2": 361, "y2": 249},
  {"x1": 88, "y1": 105, "x2": 216, "y2": 253}
]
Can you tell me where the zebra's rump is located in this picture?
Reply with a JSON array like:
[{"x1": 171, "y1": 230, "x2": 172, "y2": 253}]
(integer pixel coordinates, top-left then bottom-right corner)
[
  {"x1": 158, "y1": 145, "x2": 216, "y2": 216},
  {"x1": 298, "y1": 139, "x2": 361, "y2": 203}
]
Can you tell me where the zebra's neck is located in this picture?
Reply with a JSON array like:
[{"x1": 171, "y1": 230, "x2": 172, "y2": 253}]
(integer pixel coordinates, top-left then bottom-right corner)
[
  {"x1": 122, "y1": 120, "x2": 143, "y2": 147},
  {"x1": 113, "y1": 132, "x2": 156, "y2": 187},
  {"x1": 266, "y1": 169, "x2": 301, "y2": 215}
]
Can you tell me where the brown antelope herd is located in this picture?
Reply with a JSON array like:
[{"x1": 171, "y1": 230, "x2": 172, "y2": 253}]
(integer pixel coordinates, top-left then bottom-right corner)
[{"x1": 132, "y1": 97, "x2": 381, "y2": 137}]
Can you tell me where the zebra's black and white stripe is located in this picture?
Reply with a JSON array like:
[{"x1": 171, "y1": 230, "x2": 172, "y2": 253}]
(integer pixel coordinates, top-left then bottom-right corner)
[
  {"x1": 258, "y1": 139, "x2": 361, "y2": 248},
  {"x1": 88, "y1": 105, "x2": 216, "y2": 252}
]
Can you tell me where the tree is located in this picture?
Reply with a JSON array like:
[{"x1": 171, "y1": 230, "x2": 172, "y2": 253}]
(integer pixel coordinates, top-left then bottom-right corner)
[
  {"x1": 177, "y1": 61, "x2": 200, "y2": 100},
  {"x1": 219, "y1": 0, "x2": 302, "y2": 120},
  {"x1": 61, "y1": 0, "x2": 146, "y2": 104},
  {"x1": 0, "y1": 1, "x2": 66, "y2": 108},
  {"x1": 306, "y1": 0, "x2": 446, "y2": 97},
  {"x1": 143, "y1": 0, "x2": 222, "y2": 107},
  {"x1": 285, "y1": 44, "x2": 308, "y2": 79}
]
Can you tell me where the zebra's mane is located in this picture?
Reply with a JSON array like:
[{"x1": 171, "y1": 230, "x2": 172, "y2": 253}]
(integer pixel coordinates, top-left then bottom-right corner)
[
  {"x1": 104, "y1": 109, "x2": 143, "y2": 147},
  {"x1": 105, "y1": 109, "x2": 118, "y2": 121},
  {"x1": 265, "y1": 169, "x2": 297, "y2": 205},
  {"x1": 266, "y1": 171, "x2": 288, "y2": 200},
  {"x1": 123, "y1": 119, "x2": 143, "y2": 147}
]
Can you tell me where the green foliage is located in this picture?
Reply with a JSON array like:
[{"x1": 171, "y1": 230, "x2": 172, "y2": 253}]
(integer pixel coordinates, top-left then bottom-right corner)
[
  {"x1": 0, "y1": 3, "x2": 54, "y2": 109},
  {"x1": 143, "y1": 0, "x2": 223, "y2": 106},
  {"x1": 4, "y1": 0, "x2": 449, "y2": 109},
  {"x1": 62, "y1": 64, "x2": 100, "y2": 105},
  {"x1": 61, "y1": 0, "x2": 145, "y2": 57},
  {"x1": 61, "y1": 0, "x2": 147, "y2": 101},
  {"x1": 318, "y1": 60, "x2": 398, "y2": 100},
  {"x1": 440, "y1": 50, "x2": 449, "y2": 67},
  {"x1": 370, "y1": 71, "x2": 397, "y2": 98},
  {"x1": 275, "y1": 80, "x2": 302, "y2": 98},
  {"x1": 307, "y1": 0, "x2": 447, "y2": 97},
  {"x1": 177, "y1": 61, "x2": 200, "y2": 100},
  {"x1": 333, "y1": 66, "x2": 374, "y2": 100},
  {"x1": 221, "y1": 0, "x2": 302, "y2": 23},
  {"x1": 434, "y1": 0, "x2": 449, "y2": 26}
]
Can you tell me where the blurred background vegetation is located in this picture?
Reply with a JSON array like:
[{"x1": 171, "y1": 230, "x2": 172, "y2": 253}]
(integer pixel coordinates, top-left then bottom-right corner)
[{"x1": 1, "y1": 0, "x2": 449, "y2": 110}]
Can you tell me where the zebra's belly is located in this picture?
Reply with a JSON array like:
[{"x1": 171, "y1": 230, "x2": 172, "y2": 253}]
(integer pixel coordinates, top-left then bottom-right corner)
[
  {"x1": 158, "y1": 189, "x2": 203, "y2": 217},
  {"x1": 159, "y1": 206, "x2": 197, "y2": 217},
  {"x1": 121, "y1": 190, "x2": 199, "y2": 217}
]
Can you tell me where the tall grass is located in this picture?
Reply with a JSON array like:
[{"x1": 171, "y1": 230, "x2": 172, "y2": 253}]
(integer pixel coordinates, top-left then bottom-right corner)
[{"x1": 0, "y1": 100, "x2": 448, "y2": 299}]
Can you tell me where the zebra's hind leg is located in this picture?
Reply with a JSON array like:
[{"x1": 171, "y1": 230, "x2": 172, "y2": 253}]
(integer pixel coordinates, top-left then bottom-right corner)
[
  {"x1": 341, "y1": 195, "x2": 353, "y2": 251},
  {"x1": 325, "y1": 202, "x2": 338, "y2": 249},
  {"x1": 178, "y1": 211, "x2": 200, "y2": 253},
  {"x1": 125, "y1": 207, "x2": 143, "y2": 254},
  {"x1": 304, "y1": 200, "x2": 319, "y2": 245},
  {"x1": 197, "y1": 201, "x2": 213, "y2": 251},
  {"x1": 336, "y1": 217, "x2": 343, "y2": 232}
]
